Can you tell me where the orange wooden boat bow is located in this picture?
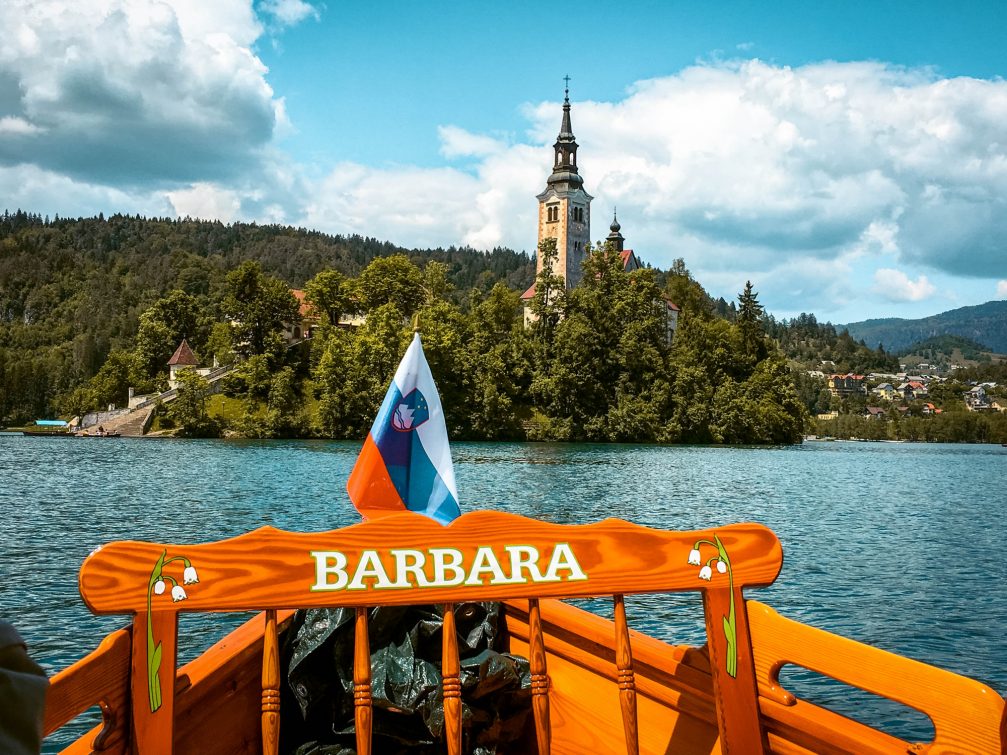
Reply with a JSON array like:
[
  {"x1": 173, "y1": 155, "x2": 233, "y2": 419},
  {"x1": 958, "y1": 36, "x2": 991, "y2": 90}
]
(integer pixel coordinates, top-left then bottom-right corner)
[{"x1": 45, "y1": 511, "x2": 1005, "y2": 754}]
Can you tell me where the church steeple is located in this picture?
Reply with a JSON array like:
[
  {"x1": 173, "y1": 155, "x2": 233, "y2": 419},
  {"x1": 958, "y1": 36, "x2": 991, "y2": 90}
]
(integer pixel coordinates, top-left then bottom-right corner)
[
  {"x1": 548, "y1": 78, "x2": 582, "y2": 190},
  {"x1": 607, "y1": 209, "x2": 625, "y2": 251},
  {"x1": 534, "y1": 77, "x2": 592, "y2": 291}
]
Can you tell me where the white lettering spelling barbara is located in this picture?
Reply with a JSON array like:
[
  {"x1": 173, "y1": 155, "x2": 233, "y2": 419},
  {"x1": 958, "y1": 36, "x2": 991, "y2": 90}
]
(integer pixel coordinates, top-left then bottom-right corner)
[{"x1": 310, "y1": 543, "x2": 587, "y2": 592}]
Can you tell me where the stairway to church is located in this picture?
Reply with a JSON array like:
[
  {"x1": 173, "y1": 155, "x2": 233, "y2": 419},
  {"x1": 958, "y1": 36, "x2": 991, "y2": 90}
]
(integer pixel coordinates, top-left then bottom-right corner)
[{"x1": 100, "y1": 406, "x2": 155, "y2": 437}]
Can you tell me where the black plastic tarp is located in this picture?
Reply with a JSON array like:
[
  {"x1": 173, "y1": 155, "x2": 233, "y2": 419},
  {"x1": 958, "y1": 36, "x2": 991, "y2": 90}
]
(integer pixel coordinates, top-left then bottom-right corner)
[{"x1": 281, "y1": 603, "x2": 532, "y2": 755}]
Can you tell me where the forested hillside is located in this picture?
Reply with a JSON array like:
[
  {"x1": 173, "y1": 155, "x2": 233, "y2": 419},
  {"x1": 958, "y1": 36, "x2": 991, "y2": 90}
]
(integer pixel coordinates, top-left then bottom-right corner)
[
  {"x1": 0, "y1": 211, "x2": 533, "y2": 423},
  {"x1": 842, "y1": 300, "x2": 1007, "y2": 353},
  {"x1": 0, "y1": 211, "x2": 807, "y2": 443},
  {"x1": 765, "y1": 313, "x2": 899, "y2": 373}
]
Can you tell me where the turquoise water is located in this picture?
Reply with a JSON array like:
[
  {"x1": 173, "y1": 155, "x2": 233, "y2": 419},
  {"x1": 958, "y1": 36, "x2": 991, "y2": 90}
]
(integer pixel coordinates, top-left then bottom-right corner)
[{"x1": 1, "y1": 437, "x2": 1004, "y2": 748}]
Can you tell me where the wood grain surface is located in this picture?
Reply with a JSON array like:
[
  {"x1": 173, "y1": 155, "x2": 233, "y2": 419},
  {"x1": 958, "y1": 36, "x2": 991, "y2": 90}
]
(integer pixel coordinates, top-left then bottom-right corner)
[{"x1": 79, "y1": 511, "x2": 782, "y2": 614}]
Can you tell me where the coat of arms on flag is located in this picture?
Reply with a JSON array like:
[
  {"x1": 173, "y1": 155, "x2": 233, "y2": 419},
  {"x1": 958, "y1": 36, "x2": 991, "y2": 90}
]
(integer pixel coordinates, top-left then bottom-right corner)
[
  {"x1": 391, "y1": 389, "x2": 430, "y2": 432},
  {"x1": 346, "y1": 332, "x2": 461, "y2": 525}
]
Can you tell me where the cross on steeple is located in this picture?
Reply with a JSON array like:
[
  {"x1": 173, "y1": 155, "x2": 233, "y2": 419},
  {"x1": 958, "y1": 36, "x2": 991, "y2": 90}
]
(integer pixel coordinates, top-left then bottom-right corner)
[{"x1": 563, "y1": 74, "x2": 571, "y2": 98}]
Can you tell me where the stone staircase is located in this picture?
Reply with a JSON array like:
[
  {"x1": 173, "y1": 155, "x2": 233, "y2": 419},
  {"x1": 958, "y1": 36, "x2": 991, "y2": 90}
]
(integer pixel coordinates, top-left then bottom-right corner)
[{"x1": 100, "y1": 406, "x2": 156, "y2": 437}]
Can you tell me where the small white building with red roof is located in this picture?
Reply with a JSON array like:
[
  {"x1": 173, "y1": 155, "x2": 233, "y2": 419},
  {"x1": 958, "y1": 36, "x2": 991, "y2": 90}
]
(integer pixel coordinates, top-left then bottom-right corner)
[
  {"x1": 166, "y1": 342, "x2": 217, "y2": 390},
  {"x1": 167, "y1": 338, "x2": 215, "y2": 389}
]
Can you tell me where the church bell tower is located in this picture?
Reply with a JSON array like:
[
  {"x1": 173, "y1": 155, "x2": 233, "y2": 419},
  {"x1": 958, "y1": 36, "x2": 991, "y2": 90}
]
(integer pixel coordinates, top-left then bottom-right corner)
[{"x1": 536, "y1": 79, "x2": 592, "y2": 289}]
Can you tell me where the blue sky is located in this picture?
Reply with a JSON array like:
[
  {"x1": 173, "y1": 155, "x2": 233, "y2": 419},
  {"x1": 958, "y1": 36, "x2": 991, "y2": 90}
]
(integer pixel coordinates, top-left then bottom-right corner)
[{"x1": 2, "y1": 0, "x2": 1006, "y2": 323}]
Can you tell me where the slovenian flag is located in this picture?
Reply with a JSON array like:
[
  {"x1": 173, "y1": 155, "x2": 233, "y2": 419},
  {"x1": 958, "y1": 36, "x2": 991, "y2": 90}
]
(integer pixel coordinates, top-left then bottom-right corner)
[{"x1": 346, "y1": 332, "x2": 461, "y2": 525}]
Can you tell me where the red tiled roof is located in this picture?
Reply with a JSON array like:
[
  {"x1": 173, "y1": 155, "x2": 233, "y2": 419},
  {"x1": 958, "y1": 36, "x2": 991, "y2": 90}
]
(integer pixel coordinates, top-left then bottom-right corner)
[
  {"x1": 167, "y1": 339, "x2": 198, "y2": 366},
  {"x1": 290, "y1": 289, "x2": 315, "y2": 318},
  {"x1": 521, "y1": 283, "x2": 536, "y2": 300}
]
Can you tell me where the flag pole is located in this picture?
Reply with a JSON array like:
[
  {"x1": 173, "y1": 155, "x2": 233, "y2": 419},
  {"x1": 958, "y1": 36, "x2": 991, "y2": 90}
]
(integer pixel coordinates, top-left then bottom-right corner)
[{"x1": 404, "y1": 312, "x2": 419, "y2": 515}]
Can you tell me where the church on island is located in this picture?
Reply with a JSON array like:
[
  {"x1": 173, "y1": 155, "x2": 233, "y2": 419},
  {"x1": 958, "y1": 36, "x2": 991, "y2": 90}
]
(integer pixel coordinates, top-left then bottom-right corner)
[{"x1": 520, "y1": 84, "x2": 679, "y2": 339}]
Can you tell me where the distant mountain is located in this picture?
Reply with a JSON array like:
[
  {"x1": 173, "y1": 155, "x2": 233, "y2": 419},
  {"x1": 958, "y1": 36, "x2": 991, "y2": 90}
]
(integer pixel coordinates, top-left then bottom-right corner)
[{"x1": 842, "y1": 300, "x2": 1007, "y2": 354}]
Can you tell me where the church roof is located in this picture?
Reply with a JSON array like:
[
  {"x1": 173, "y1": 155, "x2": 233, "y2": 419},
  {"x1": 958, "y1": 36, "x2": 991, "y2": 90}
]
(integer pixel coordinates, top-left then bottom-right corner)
[
  {"x1": 558, "y1": 88, "x2": 575, "y2": 141},
  {"x1": 167, "y1": 339, "x2": 198, "y2": 366}
]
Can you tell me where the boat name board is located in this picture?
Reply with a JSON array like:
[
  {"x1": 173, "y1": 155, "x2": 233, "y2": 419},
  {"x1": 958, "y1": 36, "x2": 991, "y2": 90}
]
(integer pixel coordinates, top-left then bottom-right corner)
[{"x1": 310, "y1": 543, "x2": 588, "y2": 592}]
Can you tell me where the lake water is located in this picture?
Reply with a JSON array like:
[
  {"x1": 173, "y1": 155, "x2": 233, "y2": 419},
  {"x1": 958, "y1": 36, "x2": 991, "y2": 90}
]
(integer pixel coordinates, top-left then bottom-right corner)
[{"x1": 1, "y1": 436, "x2": 1004, "y2": 750}]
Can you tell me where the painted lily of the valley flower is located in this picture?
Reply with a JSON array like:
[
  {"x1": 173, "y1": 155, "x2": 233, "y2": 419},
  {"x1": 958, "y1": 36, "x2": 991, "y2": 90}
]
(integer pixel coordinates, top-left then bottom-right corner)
[
  {"x1": 687, "y1": 535, "x2": 738, "y2": 678},
  {"x1": 146, "y1": 550, "x2": 201, "y2": 713}
]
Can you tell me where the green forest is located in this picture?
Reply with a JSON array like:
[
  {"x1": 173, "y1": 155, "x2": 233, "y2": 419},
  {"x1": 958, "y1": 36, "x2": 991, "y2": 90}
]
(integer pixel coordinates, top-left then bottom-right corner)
[{"x1": 1, "y1": 211, "x2": 809, "y2": 443}]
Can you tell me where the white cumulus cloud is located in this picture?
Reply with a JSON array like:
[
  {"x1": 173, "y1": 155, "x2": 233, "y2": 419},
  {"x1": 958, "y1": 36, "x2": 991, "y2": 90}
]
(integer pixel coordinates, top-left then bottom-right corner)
[
  {"x1": 873, "y1": 268, "x2": 937, "y2": 302},
  {"x1": 259, "y1": 0, "x2": 320, "y2": 27},
  {"x1": 997, "y1": 280, "x2": 1007, "y2": 299},
  {"x1": 168, "y1": 183, "x2": 243, "y2": 222},
  {"x1": 0, "y1": 0, "x2": 287, "y2": 185}
]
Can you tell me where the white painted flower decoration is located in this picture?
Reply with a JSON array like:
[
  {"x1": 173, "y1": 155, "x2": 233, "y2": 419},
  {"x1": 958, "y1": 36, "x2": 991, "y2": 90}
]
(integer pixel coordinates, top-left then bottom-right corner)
[
  {"x1": 146, "y1": 550, "x2": 203, "y2": 713},
  {"x1": 687, "y1": 535, "x2": 738, "y2": 678}
]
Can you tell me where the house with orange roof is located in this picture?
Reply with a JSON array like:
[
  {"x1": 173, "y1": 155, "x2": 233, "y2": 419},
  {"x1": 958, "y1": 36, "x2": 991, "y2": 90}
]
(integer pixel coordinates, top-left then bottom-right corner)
[
  {"x1": 285, "y1": 289, "x2": 365, "y2": 342},
  {"x1": 285, "y1": 289, "x2": 319, "y2": 342}
]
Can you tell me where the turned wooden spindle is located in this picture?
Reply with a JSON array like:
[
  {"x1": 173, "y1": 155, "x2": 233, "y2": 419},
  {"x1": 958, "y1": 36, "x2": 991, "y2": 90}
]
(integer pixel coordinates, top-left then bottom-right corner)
[
  {"x1": 528, "y1": 598, "x2": 552, "y2": 755},
  {"x1": 261, "y1": 609, "x2": 281, "y2": 755},
  {"x1": 441, "y1": 603, "x2": 463, "y2": 755},
  {"x1": 613, "y1": 595, "x2": 639, "y2": 755},
  {"x1": 353, "y1": 607, "x2": 373, "y2": 755}
]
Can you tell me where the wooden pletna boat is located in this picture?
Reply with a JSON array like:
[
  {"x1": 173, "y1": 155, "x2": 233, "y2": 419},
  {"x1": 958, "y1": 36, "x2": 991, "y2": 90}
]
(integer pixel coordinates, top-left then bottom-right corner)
[{"x1": 45, "y1": 511, "x2": 1005, "y2": 754}]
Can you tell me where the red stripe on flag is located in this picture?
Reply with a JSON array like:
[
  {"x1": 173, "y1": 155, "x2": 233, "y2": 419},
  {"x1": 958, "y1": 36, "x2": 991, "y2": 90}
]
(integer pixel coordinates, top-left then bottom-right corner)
[{"x1": 346, "y1": 434, "x2": 407, "y2": 519}]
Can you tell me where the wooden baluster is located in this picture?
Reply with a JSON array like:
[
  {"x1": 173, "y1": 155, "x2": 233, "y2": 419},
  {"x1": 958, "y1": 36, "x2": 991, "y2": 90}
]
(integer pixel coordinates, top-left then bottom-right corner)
[
  {"x1": 613, "y1": 595, "x2": 639, "y2": 755},
  {"x1": 441, "y1": 603, "x2": 463, "y2": 755},
  {"x1": 261, "y1": 609, "x2": 280, "y2": 755},
  {"x1": 528, "y1": 598, "x2": 551, "y2": 755},
  {"x1": 354, "y1": 607, "x2": 373, "y2": 755}
]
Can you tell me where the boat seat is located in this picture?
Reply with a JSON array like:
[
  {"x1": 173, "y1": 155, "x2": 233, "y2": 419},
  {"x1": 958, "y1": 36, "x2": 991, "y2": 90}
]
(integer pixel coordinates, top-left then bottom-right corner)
[{"x1": 76, "y1": 510, "x2": 784, "y2": 754}]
